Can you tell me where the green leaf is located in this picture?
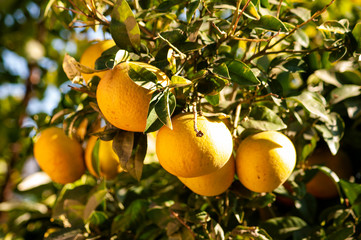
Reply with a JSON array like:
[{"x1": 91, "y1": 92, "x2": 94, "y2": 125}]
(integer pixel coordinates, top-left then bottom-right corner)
[
  {"x1": 154, "y1": 90, "x2": 176, "y2": 129},
  {"x1": 128, "y1": 62, "x2": 158, "y2": 89},
  {"x1": 352, "y1": 22, "x2": 361, "y2": 52},
  {"x1": 290, "y1": 7, "x2": 311, "y2": 22},
  {"x1": 205, "y1": 94, "x2": 220, "y2": 106},
  {"x1": 186, "y1": 0, "x2": 200, "y2": 23},
  {"x1": 197, "y1": 75, "x2": 228, "y2": 95},
  {"x1": 318, "y1": 20, "x2": 348, "y2": 40},
  {"x1": 240, "y1": 1, "x2": 260, "y2": 20},
  {"x1": 91, "y1": 139, "x2": 101, "y2": 177},
  {"x1": 288, "y1": 91, "x2": 331, "y2": 124},
  {"x1": 83, "y1": 189, "x2": 107, "y2": 220},
  {"x1": 144, "y1": 91, "x2": 176, "y2": 133},
  {"x1": 213, "y1": 62, "x2": 230, "y2": 79},
  {"x1": 87, "y1": 211, "x2": 108, "y2": 226},
  {"x1": 329, "y1": 84, "x2": 361, "y2": 105},
  {"x1": 344, "y1": 99, "x2": 361, "y2": 119},
  {"x1": 170, "y1": 75, "x2": 192, "y2": 88},
  {"x1": 127, "y1": 133, "x2": 147, "y2": 181},
  {"x1": 110, "y1": 0, "x2": 140, "y2": 51},
  {"x1": 227, "y1": 60, "x2": 260, "y2": 86},
  {"x1": 241, "y1": 105, "x2": 287, "y2": 131},
  {"x1": 314, "y1": 112, "x2": 344, "y2": 155},
  {"x1": 293, "y1": 28, "x2": 309, "y2": 48},
  {"x1": 111, "y1": 199, "x2": 149, "y2": 233},
  {"x1": 250, "y1": 15, "x2": 288, "y2": 32},
  {"x1": 260, "y1": 216, "x2": 308, "y2": 239},
  {"x1": 145, "y1": 91, "x2": 165, "y2": 133},
  {"x1": 329, "y1": 46, "x2": 347, "y2": 63},
  {"x1": 339, "y1": 180, "x2": 361, "y2": 217}
]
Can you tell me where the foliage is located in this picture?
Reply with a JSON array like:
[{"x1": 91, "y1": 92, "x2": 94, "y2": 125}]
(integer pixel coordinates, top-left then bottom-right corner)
[{"x1": 1, "y1": 0, "x2": 361, "y2": 239}]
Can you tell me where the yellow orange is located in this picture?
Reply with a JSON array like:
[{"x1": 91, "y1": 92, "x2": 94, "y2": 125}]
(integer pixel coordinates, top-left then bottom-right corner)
[
  {"x1": 96, "y1": 61, "x2": 169, "y2": 132},
  {"x1": 236, "y1": 131, "x2": 296, "y2": 193},
  {"x1": 85, "y1": 136, "x2": 122, "y2": 180},
  {"x1": 33, "y1": 127, "x2": 85, "y2": 184},
  {"x1": 156, "y1": 113, "x2": 233, "y2": 178},
  {"x1": 79, "y1": 39, "x2": 116, "y2": 83},
  {"x1": 178, "y1": 156, "x2": 235, "y2": 196}
]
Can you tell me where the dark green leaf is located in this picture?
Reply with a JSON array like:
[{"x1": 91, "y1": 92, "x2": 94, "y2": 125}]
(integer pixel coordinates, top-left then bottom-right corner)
[
  {"x1": 178, "y1": 42, "x2": 204, "y2": 53},
  {"x1": 227, "y1": 60, "x2": 260, "y2": 86},
  {"x1": 186, "y1": 0, "x2": 200, "y2": 23},
  {"x1": 260, "y1": 216, "x2": 307, "y2": 239},
  {"x1": 352, "y1": 22, "x2": 361, "y2": 52},
  {"x1": 213, "y1": 62, "x2": 230, "y2": 79},
  {"x1": 197, "y1": 75, "x2": 228, "y2": 95},
  {"x1": 329, "y1": 47, "x2": 347, "y2": 63},
  {"x1": 250, "y1": 15, "x2": 288, "y2": 32},
  {"x1": 241, "y1": 105, "x2": 287, "y2": 131},
  {"x1": 111, "y1": 199, "x2": 149, "y2": 233},
  {"x1": 110, "y1": 0, "x2": 140, "y2": 51}
]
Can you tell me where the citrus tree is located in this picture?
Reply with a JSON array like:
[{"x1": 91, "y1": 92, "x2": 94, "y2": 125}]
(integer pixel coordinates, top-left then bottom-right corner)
[{"x1": 1, "y1": 0, "x2": 361, "y2": 239}]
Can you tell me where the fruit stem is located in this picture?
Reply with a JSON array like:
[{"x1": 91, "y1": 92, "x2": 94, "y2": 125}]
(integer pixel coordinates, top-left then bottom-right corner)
[
  {"x1": 192, "y1": 102, "x2": 204, "y2": 137},
  {"x1": 233, "y1": 103, "x2": 242, "y2": 137}
]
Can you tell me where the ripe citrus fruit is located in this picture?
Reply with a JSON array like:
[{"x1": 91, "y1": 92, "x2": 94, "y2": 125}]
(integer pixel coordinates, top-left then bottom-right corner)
[
  {"x1": 85, "y1": 136, "x2": 122, "y2": 180},
  {"x1": 96, "y1": 61, "x2": 169, "y2": 132},
  {"x1": 33, "y1": 127, "x2": 85, "y2": 184},
  {"x1": 178, "y1": 156, "x2": 235, "y2": 196},
  {"x1": 306, "y1": 147, "x2": 352, "y2": 199},
  {"x1": 236, "y1": 131, "x2": 296, "y2": 193},
  {"x1": 79, "y1": 39, "x2": 116, "y2": 83},
  {"x1": 156, "y1": 113, "x2": 233, "y2": 178}
]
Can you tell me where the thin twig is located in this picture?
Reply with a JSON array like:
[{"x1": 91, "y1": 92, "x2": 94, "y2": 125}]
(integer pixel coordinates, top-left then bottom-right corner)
[
  {"x1": 230, "y1": 0, "x2": 252, "y2": 36},
  {"x1": 171, "y1": 211, "x2": 196, "y2": 238},
  {"x1": 277, "y1": 0, "x2": 284, "y2": 19},
  {"x1": 157, "y1": 33, "x2": 187, "y2": 59}
]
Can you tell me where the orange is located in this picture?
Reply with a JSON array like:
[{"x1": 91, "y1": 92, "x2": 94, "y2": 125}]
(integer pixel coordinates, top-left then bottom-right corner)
[
  {"x1": 79, "y1": 39, "x2": 116, "y2": 83},
  {"x1": 178, "y1": 156, "x2": 235, "y2": 196},
  {"x1": 33, "y1": 127, "x2": 85, "y2": 184},
  {"x1": 306, "y1": 147, "x2": 352, "y2": 199},
  {"x1": 85, "y1": 136, "x2": 122, "y2": 180},
  {"x1": 96, "y1": 61, "x2": 169, "y2": 132},
  {"x1": 236, "y1": 131, "x2": 296, "y2": 193},
  {"x1": 156, "y1": 113, "x2": 233, "y2": 178}
]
